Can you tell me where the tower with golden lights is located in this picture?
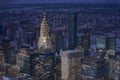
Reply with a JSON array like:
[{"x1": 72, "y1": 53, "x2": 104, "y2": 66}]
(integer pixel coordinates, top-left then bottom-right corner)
[{"x1": 38, "y1": 13, "x2": 52, "y2": 51}]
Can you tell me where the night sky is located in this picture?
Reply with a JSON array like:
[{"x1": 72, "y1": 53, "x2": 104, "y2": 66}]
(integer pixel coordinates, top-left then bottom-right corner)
[{"x1": 0, "y1": 0, "x2": 119, "y2": 4}]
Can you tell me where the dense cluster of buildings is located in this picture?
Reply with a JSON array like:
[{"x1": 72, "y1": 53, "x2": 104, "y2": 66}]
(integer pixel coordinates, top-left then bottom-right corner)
[{"x1": 0, "y1": 5, "x2": 120, "y2": 80}]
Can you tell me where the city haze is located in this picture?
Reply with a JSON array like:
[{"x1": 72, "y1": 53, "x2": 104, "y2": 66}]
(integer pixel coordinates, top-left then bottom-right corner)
[{"x1": 0, "y1": 0, "x2": 119, "y2": 4}]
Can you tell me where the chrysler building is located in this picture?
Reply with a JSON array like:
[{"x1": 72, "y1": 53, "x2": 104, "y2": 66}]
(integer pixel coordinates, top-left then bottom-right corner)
[{"x1": 38, "y1": 13, "x2": 52, "y2": 51}]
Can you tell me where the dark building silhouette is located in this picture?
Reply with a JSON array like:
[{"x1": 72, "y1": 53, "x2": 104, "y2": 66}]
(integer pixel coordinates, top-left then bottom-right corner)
[
  {"x1": 106, "y1": 37, "x2": 116, "y2": 50},
  {"x1": 56, "y1": 31, "x2": 64, "y2": 53},
  {"x1": 81, "y1": 30, "x2": 91, "y2": 56},
  {"x1": 68, "y1": 12, "x2": 77, "y2": 50},
  {"x1": 2, "y1": 36, "x2": 11, "y2": 63},
  {"x1": 0, "y1": 25, "x2": 3, "y2": 36}
]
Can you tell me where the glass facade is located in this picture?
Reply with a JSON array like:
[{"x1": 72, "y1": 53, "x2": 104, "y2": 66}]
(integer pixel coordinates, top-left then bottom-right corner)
[{"x1": 68, "y1": 12, "x2": 77, "y2": 50}]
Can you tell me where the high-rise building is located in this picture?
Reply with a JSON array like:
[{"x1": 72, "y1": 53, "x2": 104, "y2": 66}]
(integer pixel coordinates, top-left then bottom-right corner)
[
  {"x1": 54, "y1": 56, "x2": 61, "y2": 80},
  {"x1": 31, "y1": 13, "x2": 55, "y2": 80},
  {"x1": 81, "y1": 30, "x2": 91, "y2": 56},
  {"x1": 16, "y1": 49, "x2": 30, "y2": 74},
  {"x1": 106, "y1": 51, "x2": 120, "y2": 80},
  {"x1": 68, "y1": 12, "x2": 77, "y2": 50},
  {"x1": 38, "y1": 13, "x2": 52, "y2": 51},
  {"x1": 81, "y1": 57, "x2": 106, "y2": 80},
  {"x1": 56, "y1": 31, "x2": 64, "y2": 53},
  {"x1": 96, "y1": 36, "x2": 106, "y2": 52},
  {"x1": 30, "y1": 52, "x2": 54, "y2": 80},
  {"x1": 106, "y1": 37, "x2": 116, "y2": 50},
  {"x1": 61, "y1": 48, "x2": 84, "y2": 80},
  {"x1": 90, "y1": 34, "x2": 97, "y2": 55},
  {"x1": 115, "y1": 52, "x2": 120, "y2": 80},
  {"x1": 2, "y1": 36, "x2": 11, "y2": 63},
  {"x1": 7, "y1": 47, "x2": 17, "y2": 65},
  {"x1": 82, "y1": 30, "x2": 91, "y2": 50},
  {"x1": 108, "y1": 55, "x2": 116, "y2": 79}
]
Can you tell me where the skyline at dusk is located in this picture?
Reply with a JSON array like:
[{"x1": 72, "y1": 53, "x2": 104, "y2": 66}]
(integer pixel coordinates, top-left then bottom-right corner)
[{"x1": 0, "y1": 0, "x2": 120, "y2": 80}]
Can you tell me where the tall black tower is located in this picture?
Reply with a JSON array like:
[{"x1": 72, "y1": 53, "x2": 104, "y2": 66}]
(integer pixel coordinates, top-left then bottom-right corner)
[{"x1": 68, "y1": 12, "x2": 77, "y2": 50}]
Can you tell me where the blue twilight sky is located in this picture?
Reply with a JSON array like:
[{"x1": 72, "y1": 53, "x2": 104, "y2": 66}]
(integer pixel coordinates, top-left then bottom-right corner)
[{"x1": 0, "y1": 0, "x2": 119, "y2": 4}]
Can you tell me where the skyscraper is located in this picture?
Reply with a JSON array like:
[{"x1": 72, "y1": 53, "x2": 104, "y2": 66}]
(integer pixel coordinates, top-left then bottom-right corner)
[
  {"x1": 16, "y1": 49, "x2": 30, "y2": 74},
  {"x1": 2, "y1": 36, "x2": 11, "y2": 63},
  {"x1": 38, "y1": 13, "x2": 52, "y2": 51},
  {"x1": 31, "y1": 13, "x2": 54, "y2": 80},
  {"x1": 106, "y1": 37, "x2": 116, "y2": 50},
  {"x1": 68, "y1": 12, "x2": 77, "y2": 50},
  {"x1": 56, "y1": 31, "x2": 64, "y2": 53},
  {"x1": 96, "y1": 36, "x2": 106, "y2": 52},
  {"x1": 30, "y1": 52, "x2": 54, "y2": 80},
  {"x1": 61, "y1": 49, "x2": 84, "y2": 80},
  {"x1": 81, "y1": 30, "x2": 91, "y2": 56}
]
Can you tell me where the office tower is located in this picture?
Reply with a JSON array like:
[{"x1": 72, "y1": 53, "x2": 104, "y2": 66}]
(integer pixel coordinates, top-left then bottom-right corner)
[
  {"x1": 81, "y1": 30, "x2": 91, "y2": 56},
  {"x1": 68, "y1": 12, "x2": 77, "y2": 50},
  {"x1": 106, "y1": 51, "x2": 120, "y2": 80},
  {"x1": 81, "y1": 57, "x2": 106, "y2": 80},
  {"x1": 115, "y1": 52, "x2": 120, "y2": 80},
  {"x1": 26, "y1": 32, "x2": 35, "y2": 46},
  {"x1": 7, "y1": 47, "x2": 17, "y2": 65},
  {"x1": 82, "y1": 30, "x2": 91, "y2": 51},
  {"x1": 54, "y1": 56, "x2": 61, "y2": 80},
  {"x1": 108, "y1": 55, "x2": 116, "y2": 79},
  {"x1": 96, "y1": 36, "x2": 106, "y2": 52},
  {"x1": 106, "y1": 37, "x2": 116, "y2": 50},
  {"x1": 90, "y1": 35, "x2": 97, "y2": 55},
  {"x1": 56, "y1": 31, "x2": 64, "y2": 53},
  {"x1": 16, "y1": 49, "x2": 30, "y2": 74},
  {"x1": 61, "y1": 49, "x2": 84, "y2": 80},
  {"x1": 2, "y1": 37, "x2": 11, "y2": 63},
  {"x1": 30, "y1": 52, "x2": 54, "y2": 80},
  {"x1": 38, "y1": 13, "x2": 52, "y2": 51},
  {"x1": 31, "y1": 13, "x2": 55, "y2": 80}
]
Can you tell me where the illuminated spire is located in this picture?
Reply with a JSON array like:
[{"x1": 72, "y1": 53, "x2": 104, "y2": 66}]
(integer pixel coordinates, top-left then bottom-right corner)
[
  {"x1": 38, "y1": 12, "x2": 52, "y2": 51},
  {"x1": 43, "y1": 12, "x2": 47, "y2": 21}
]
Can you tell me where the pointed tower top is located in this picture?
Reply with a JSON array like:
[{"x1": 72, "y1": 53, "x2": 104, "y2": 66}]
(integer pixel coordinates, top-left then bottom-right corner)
[
  {"x1": 43, "y1": 12, "x2": 47, "y2": 21},
  {"x1": 43, "y1": 12, "x2": 46, "y2": 16},
  {"x1": 38, "y1": 12, "x2": 52, "y2": 52}
]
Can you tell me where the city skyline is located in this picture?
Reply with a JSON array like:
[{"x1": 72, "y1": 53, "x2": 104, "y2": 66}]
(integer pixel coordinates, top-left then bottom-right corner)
[{"x1": 0, "y1": 2, "x2": 120, "y2": 80}]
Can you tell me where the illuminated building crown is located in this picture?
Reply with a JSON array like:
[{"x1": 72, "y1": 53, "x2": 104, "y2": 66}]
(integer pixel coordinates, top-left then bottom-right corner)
[{"x1": 38, "y1": 13, "x2": 52, "y2": 51}]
